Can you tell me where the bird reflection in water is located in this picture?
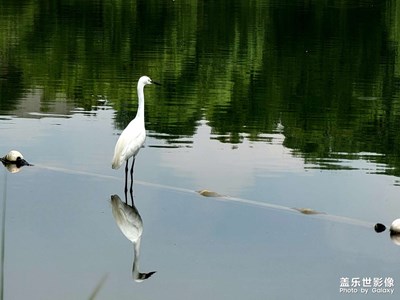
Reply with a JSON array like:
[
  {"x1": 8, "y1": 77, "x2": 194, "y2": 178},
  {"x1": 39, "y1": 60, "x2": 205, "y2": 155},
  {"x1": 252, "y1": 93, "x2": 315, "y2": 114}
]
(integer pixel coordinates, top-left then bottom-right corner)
[{"x1": 111, "y1": 192, "x2": 156, "y2": 282}]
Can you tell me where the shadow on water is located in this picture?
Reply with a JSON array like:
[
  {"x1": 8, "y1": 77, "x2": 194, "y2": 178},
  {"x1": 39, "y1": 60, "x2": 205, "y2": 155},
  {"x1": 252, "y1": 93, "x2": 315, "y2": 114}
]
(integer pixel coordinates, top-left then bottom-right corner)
[{"x1": 110, "y1": 176, "x2": 156, "y2": 282}]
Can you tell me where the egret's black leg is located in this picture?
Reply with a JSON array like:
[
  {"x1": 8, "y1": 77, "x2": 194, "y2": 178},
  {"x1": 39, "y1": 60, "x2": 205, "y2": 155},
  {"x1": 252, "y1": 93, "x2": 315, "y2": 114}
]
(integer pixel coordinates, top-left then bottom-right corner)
[
  {"x1": 124, "y1": 187, "x2": 128, "y2": 204},
  {"x1": 130, "y1": 158, "x2": 135, "y2": 180},
  {"x1": 124, "y1": 160, "x2": 129, "y2": 196},
  {"x1": 129, "y1": 158, "x2": 135, "y2": 194},
  {"x1": 129, "y1": 187, "x2": 134, "y2": 206}
]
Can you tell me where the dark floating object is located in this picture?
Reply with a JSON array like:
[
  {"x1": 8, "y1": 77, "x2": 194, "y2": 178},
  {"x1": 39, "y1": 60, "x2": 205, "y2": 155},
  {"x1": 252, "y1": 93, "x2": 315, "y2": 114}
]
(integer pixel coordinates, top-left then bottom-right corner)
[
  {"x1": 197, "y1": 189, "x2": 223, "y2": 197},
  {"x1": 1, "y1": 150, "x2": 33, "y2": 173},
  {"x1": 293, "y1": 207, "x2": 325, "y2": 215},
  {"x1": 374, "y1": 223, "x2": 386, "y2": 233}
]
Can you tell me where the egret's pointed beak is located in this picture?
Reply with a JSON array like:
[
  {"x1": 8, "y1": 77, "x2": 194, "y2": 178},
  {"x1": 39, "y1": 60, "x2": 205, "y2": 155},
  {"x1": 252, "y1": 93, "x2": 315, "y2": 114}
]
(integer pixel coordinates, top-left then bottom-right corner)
[{"x1": 151, "y1": 80, "x2": 161, "y2": 86}]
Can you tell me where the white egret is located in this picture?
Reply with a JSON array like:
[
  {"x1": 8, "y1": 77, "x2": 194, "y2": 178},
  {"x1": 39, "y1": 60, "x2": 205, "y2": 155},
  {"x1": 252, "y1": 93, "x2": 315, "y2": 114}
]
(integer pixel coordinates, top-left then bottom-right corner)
[
  {"x1": 111, "y1": 194, "x2": 156, "y2": 282},
  {"x1": 111, "y1": 76, "x2": 160, "y2": 191}
]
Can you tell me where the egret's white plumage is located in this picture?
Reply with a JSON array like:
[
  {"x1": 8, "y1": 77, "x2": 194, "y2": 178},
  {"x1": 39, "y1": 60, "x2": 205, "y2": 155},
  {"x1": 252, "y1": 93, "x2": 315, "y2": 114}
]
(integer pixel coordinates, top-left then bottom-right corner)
[
  {"x1": 111, "y1": 76, "x2": 159, "y2": 170},
  {"x1": 111, "y1": 194, "x2": 156, "y2": 282},
  {"x1": 111, "y1": 117, "x2": 146, "y2": 170}
]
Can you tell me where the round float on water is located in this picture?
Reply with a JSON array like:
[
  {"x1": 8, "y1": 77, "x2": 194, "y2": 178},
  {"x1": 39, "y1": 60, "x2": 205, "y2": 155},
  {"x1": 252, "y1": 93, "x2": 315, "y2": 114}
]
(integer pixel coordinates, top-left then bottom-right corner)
[
  {"x1": 389, "y1": 219, "x2": 400, "y2": 246},
  {"x1": 1, "y1": 150, "x2": 32, "y2": 172},
  {"x1": 374, "y1": 223, "x2": 386, "y2": 233},
  {"x1": 390, "y1": 219, "x2": 400, "y2": 233}
]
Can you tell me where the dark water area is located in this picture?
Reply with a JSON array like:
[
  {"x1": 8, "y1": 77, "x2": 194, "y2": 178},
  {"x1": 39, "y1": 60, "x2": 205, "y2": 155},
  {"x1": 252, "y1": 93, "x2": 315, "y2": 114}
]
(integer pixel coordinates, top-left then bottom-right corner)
[
  {"x1": 2, "y1": 0, "x2": 400, "y2": 173},
  {"x1": 1, "y1": 1, "x2": 400, "y2": 299}
]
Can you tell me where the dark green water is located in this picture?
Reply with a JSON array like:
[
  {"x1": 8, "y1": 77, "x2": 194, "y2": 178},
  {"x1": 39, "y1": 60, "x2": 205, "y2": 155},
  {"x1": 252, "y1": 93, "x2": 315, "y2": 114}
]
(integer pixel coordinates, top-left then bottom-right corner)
[
  {"x1": 1, "y1": 0, "x2": 400, "y2": 171},
  {"x1": 1, "y1": 1, "x2": 400, "y2": 299}
]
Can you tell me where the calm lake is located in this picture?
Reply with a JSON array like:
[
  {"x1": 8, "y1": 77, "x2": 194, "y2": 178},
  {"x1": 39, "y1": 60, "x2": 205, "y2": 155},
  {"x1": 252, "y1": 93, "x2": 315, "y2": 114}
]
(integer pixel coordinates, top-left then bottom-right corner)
[{"x1": 1, "y1": 0, "x2": 400, "y2": 299}]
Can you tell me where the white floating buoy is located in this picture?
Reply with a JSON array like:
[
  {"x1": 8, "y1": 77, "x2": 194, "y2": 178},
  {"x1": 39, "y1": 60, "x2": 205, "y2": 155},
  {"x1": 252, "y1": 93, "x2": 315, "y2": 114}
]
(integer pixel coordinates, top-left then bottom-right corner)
[
  {"x1": 1, "y1": 150, "x2": 32, "y2": 172},
  {"x1": 389, "y1": 219, "x2": 400, "y2": 246},
  {"x1": 3, "y1": 150, "x2": 24, "y2": 162},
  {"x1": 390, "y1": 219, "x2": 400, "y2": 233}
]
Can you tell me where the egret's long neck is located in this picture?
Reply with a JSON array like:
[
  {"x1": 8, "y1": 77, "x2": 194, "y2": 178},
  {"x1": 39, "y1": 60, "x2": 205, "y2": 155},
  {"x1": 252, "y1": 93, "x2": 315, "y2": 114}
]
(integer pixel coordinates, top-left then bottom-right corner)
[{"x1": 135, "y1": 84, "x2": 145, "y2": 122}]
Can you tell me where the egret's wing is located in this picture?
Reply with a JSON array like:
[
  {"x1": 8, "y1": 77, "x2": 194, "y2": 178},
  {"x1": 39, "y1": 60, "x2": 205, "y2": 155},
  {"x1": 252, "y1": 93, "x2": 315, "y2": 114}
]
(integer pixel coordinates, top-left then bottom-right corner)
[
  {"x1": 121, "y1": 125, "x2": 145, "y2": 161},
  {"x1": 112, "y1": 120, "x2": 145, "y2": 169}
]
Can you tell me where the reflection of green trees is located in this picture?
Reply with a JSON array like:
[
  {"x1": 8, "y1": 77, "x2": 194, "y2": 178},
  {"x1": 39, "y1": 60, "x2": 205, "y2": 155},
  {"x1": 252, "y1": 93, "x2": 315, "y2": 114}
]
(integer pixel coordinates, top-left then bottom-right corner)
[{"x1": 1, "y1": 0, "x2": 400, "y2": 174}]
